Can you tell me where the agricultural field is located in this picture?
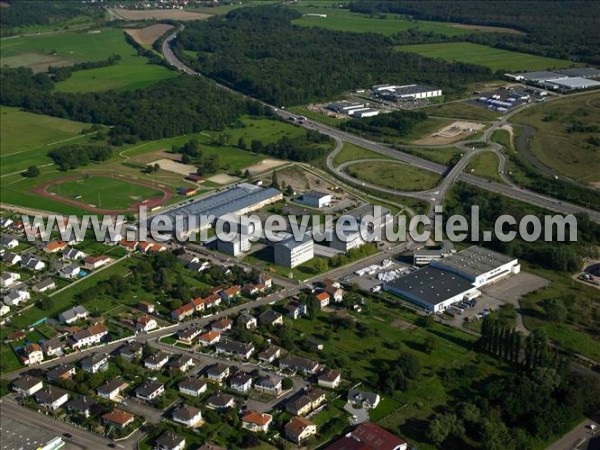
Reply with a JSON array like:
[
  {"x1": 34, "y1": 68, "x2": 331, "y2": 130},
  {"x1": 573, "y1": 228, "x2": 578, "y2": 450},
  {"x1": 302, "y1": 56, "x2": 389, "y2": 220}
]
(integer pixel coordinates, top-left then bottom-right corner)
[
  {"x1": 46, "y1": 175, "x2": 166, "y2": 212},
  {"x1": 0, "y1": 106, "x2": 91, "y2": 175},
  {"x1": 396, "y1": 42, "x2": 579, "y2": 72},
  {"x1": 1, "y1": 28, "x2": 176, "y2": 91},
  {"x1": 124, "y1": 24, "x2": 174, "y2": 47},
  {"x1": 466, "y1": 151, "x2": 503, "y2": 182},
  {"x1": 292, "y1": 7, "x2": 497, "y2": 37},
  {"x1": 347, "y1": 161, "x2": 441, "y2": 191},
  {"x1": 108, "y1": 8, "x2": 212, "y2": 21},
  {"x1": 511, "y1": 91, "x2": 600, "y2": 184}
]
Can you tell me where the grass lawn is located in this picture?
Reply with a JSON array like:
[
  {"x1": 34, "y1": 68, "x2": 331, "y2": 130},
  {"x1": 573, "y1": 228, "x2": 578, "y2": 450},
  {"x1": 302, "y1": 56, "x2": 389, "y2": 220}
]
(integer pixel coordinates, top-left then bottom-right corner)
[
  {"x1": 292, "y1": 7, "x2": 489, "y2": 37},
  {"x1": 511, "y1": 91, "x2": 600, "y2": 184},
  {"x1": 332, "y1": 142, "x2": 392, "y2": 166},
  {"x1": 421, "y1": 101, "x2": 501, "y2": 121},
  {"x1": 1, "y1": 28, "x2": 176, "y2": 92},
  {"x1": 491, "y1": 129, "x2": 514, "y2": 150},
  {"x1": 466, "y1": 151, "x2": 503, "y2": 182},
  {"x1": 396, "y1": 42, "x2": 579, "y2": 72},
  {"x1": 47, "y1": 175, "x2": 164, "y2": 210},
  {"x1": 402, "y1": 147, "x2": 462, "y2": 166},
  {"x1": 288, "y1": 106, "x2": 348, "y2": 128},
  {"x1": 347, "y1": 161, "x2": 441, "y2": 191}
]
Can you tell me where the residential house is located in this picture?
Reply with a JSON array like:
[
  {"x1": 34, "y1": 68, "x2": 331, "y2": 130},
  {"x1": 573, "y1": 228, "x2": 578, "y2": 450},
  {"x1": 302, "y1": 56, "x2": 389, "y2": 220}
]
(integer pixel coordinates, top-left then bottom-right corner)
[
  {"x1": 177, "y1": 253, "x2": 199, "y2": 266},
  {"x1": 241, "y1": 411, "x2": 273, "y2": 433},
  {"x1": 135, "y1": 380, "x2": 165, "y2": 402},
  {"x1": 285, "y1": 416, "x2": 317, "y2": 444},
  {"x1": 177, "y1": 327, "x2": 202, "y2": 345},
  {"x1": 349, "y1": 422, "x2": 408, "y2": 450},
  {"x1": 172, "y1": 405, "x2": 203, "y2": 427},
  {"x1": 315, "y1": 292, "x2": 330, "y2": 308},
  {"x1": 229, "y1": 372, "x2": 253, "y2": 393},
  {"x1": 284, "y1": 300, "x2": 306, "y2": 320},
  {"x1": 68, "y1": 323, "x2": 108, "y2": 350},
  {"x1": 1, "y1": 236, "x2": 19, "y2": 249},
  {"x1": 286, "y1": 388, "x2": 326, "y2": 416},
  {"x1": 214, "y1": 340, "x2": 255, "y2": 360},
  {"x1": 325, "y1": 286, "x2": 344, "y2": 303},
  {"x1": 168, "y1": 355, "x2": 195, "y2": 372},
  {"x1": 211, "y1": 318, "x2": 232, "y2": 332},
  {"x1": 138, "y1": 301, "x2": 155, "y2": 314},
  {"x1": 219, "y1": 285, "x2": 241, "y2": 301},
  {"x1": 44, "y1": 241, "x2": 67, "y2": 253},
  {"x1": 206, "y1": 392, "x2": 235, "y2": 410},
  {"x1": 12, "y1": 375, "x2": 43, "y2": 396},
  {"x1": 0, "y1": 218, "x2": 13, "y2": 228},
  {"x1": 80, "y1": 353, "x2": 109, "y2": 373},
  {"x1": 4, "y1": 289, "x2": 30, "y2": 306},
  {"x1": 137, "y1": 315, "x2": 157, "y2": 332},
  {"x1": 171, "y1": 303, "x2": 194, "y2": 321},
  {"x1": 102, "y1": 408, "x2": 135, "y2": 430},
  {"x1": 206, "y1": 363, "x2": 230, "y2": 384},
  {"x1": 58, "y1": 305, "x2": 89, "y2": 324},
  {"x1": 67, "y1": 396, "x2": 98, "y2": 418},
  {"x1": 188, "y1": 261, "x2": 210, "y2": 273},
  {"x1": 154, "y1": 432, "x2": 185, "y2": 450},
  {"x1": 97, "y1": 379, "x2": 128, "y2": 401},
  {"x1": 178, "y1": 378, "x2": 207, "y2": 397},
  {"x1": 253, "y1": 375, "x2": 283, "y2": 396},
  {"x1": 59, "y1": 263, "x2": 81, "y2": 279},
  {"x1": 237, "y1": 313, "x2": 257, "y2": 330},
  {"x1": 279, "y1": 355, "x2": 320, "y2": 375},
  {"x1": 0, "y1": 304, "x2": 9, "y2": 317},
  {"x1": 0, "y1": 271, "x2": 20, "y2": 288},
  {"x1": 2, "y1": 252, "x2": 21, "y2": 266},
  {"x1": 21, "y1": 343, "x2": 44, "y2": 365},
  {"x1": 118, "y1": 240, "x2": 138, "y2": 252},
  {"x1": 46, "y1": 364, "x2": 76, "y2": 382},
  {"x1": 242, "y1": 284, "x2": 259, "y2": 296},
  {"x1": 258, "y1": 346, "x2": 281, "y2": 364},
  {"x1": 259, "y1": 274, "x2": 272, "y2": 289},
  {"x1": 32, "y1": 279, "x2": 56, "y2": 293},
  {"x1": 63, "y1": 247, "x2": 85, "y2": 260},
  {"x1": 347, "y1": 388, "x2": 380, "y2": 409},
  {"x1": 35, "y1": 387, "x2": 69, "y2": 410},
  {"x1": 41, "y1": 337, "x2": 64, "y2": 357},
  {"x1": 116, "y1": 342, "x2": 143, "y2": 361},
  {"x1": 198, "y1": 330, "x2": 221, "y2": 347},
  {"x1": 258, "y1": 309, "x2": 283, "y2": 327},
  {"x1": 144, "y1": 352, "x2": 169, "y2": 371},
  {"x1": 83, "y1": 255, "x2": 111, "y2": 270},
  {"x1": 318, "y1": 369, "x2": 342, "y2": 389}
]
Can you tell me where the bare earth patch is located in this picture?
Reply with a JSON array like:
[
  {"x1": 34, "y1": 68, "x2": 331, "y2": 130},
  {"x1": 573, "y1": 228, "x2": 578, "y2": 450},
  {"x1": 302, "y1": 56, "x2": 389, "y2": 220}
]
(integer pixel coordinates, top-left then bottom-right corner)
[
  {"x1": 125, "y1": 24, "x2": 174, "y2": 47},
  {"x1": 206, "y1": 174, "x2": 241, "y2": 185},
  {"x1": 148, "y1": 158, "x2": 196, "y2": 176},
  {"x1": 413, "y1": 120, "x2": 485, "y2": 145},
  {"x1": 244, "y1": 159, "x2": 288, "y2": 176},
  {"x1": 448, "y1": 22, "x2": 525, "y2": 35},
  {"x1": 1, "y1": 52, "x2": 74, "y2": 72},
  {"x1": 109, "y1": 8, "x2": 212, "y2": 21}
]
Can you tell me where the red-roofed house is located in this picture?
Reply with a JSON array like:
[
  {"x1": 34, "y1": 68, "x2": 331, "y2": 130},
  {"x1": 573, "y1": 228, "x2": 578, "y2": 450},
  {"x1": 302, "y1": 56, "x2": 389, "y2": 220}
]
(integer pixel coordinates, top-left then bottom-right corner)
[
  {"x1": 83, "y1": 255, "x2": 111, "y2": 270},
  {"x1": 220, "y1": 285, "x2": 241, "y2": 301},
  {"x1": 211, "y1": 318, "x2": 232, "y2": 332},
  {"x1": 259, "y1": 274, "x2": 272, "y2": 289},
  {"x1": 241, "y1": 411, "x2": 273, "y2": 433},
  {"x1": 45, "y1": 241, "x2": 67, "y2": 254},
  {"x1": 21, "y1": 343, "x2": 44, "y2": 365},
  {"x1": 349, "y1": 423, "x2": 408, "y2": 450},
  {"x1": 119, "y1": 240, "x2": 138, "y2": 251},
  {"x1": 137, "y1": 315, "x2": 157, "y2": 332},
  {"x1": 198, "y1": 331, "x2": 221, "y2": 347},
  {"x1": 316, "y1": 292, "x2": 330, "y2": 308},
  {"x1": 171, "y1": 303, "x2": 194, "y2": 321}
]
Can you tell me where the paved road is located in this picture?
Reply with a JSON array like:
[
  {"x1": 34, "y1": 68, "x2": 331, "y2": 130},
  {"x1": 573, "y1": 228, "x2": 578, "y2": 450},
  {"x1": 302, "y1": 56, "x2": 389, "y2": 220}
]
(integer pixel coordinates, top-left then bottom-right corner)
[{"x1": 545, "y1": 413, "x2": 599, "y2": 450}]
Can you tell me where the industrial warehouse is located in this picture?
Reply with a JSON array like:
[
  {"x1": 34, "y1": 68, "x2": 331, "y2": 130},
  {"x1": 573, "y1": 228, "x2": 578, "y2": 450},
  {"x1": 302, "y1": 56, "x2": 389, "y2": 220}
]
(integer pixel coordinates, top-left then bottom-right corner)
[
  {"x1": 505, "y1": 69, "x2": 600, "y2": 91},
  {"x1": 372, "y1": 83, "x2": 443, "y2": 100},
  {"x1": 384, "y1": 246, "x2": 520, "y2": 313}
]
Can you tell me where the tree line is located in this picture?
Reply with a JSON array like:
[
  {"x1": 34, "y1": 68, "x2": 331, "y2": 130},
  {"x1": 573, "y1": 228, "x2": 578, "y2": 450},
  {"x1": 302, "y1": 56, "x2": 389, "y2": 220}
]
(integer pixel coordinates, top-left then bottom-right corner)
[
  {"x1": 340, "y1": 110, "x2": 427, "y2": 138},
  {"x1": 349, "y1": 1, "x2": 600, "y2": 65},
  {"x1": 48, "y1": 54, "x2": 121, "y2": 83},
  {"x1": 249, "y1": 130, "x2": 333, "y2": 162},
  {"x1": 48, "y1": 143, "x2": 112, "y2": 170},
  {"x1": 175, "y1": 6, "x2": 493, "y2": 106}
]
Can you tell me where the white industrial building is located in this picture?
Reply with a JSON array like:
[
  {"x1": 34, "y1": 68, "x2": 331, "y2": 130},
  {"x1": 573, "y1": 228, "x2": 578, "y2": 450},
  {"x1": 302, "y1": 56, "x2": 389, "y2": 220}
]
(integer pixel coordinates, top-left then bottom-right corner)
[
  {"x1": 299, "y1": 191, "x2": 332, "y2": 208},
  {"x1": 348, "y1": 108, "x2": 380, "y2": 118},
  {"x1": 273, "y1": 233, "x2": 314, "y2": 268},
  {"x1": 545, "y1": 77, "x2": 600, "y2": 91},
  {"x1": 385, "y1": 246, "x2": 519, "y2": 313},
  {"x1": 326, "y1": 101, "x2": 365, "y2": 114},
  {"x1": 373, "y1": 84, "x2": 442, "y2": 99},
  {"x1": 329, "y1": 205, "x2": 392, "y2": 252}
]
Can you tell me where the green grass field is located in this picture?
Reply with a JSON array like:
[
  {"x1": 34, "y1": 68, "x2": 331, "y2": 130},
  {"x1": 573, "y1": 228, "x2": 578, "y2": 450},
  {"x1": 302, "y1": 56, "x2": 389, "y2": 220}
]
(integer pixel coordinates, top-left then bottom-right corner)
[
  {"x1": 511, "y1": 91, "x2": 600, "y2": 184},
  {"x1": 332, "y1": 142, "x2": 392, "y2": 166},
  {"x1": 1, "y1": 28, "x2": 176, "y2": 92},
  {"x1": 421, "y1": 101, "x2": 501, "y2": 121},
  {"x1": 396, "y1": 42, "x2": 578, "y2": 72},
  {"x1": 0, "y1": 106, "x2": 91, "y2": 175},
  {"x1": 348, "y1": 161, "x2": 441, "y2": 191},
  {"x1": 491, "y1": 129, "x2": 514, "y2": 150},
  {"x1": 292, "y1": 7, "x2": 491, "y2": 37},
  {"x1": 47, "y1": 175, "x2": 164, "y2": 210},
  {"x1": 402, "y1": 147, "x2": 462, "y2": 165},
  {"x1": 466, "y1": 151, "x2": 503, "y2": 182}
]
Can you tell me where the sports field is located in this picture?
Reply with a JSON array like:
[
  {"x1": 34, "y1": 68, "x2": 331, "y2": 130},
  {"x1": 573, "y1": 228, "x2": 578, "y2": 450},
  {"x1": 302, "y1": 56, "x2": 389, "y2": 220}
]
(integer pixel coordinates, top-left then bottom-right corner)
[
  {"x1": 1, "y1": 28, "x2": 176, "y2": 92},
  {"x1": 396, "y1": 42, "x2": 578, "y2": 72},
  {"x1": 0, "y1": 106, "x2": 91, "y2": 175},
  {"x1": 44, "y1": 175, "x2": 167, "y2": 212},
  {"x1": 347, "y1": 161, "x2": 441, "y2": 191},
  {"x1": 293, "y1": 7, "x2": 495, "y2": 36}
]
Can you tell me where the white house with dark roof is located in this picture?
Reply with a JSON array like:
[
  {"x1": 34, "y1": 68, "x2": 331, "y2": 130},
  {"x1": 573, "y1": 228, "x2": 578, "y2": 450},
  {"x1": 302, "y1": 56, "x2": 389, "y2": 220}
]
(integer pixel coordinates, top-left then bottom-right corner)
[
  {"x1": 178, "y1": 378, "x2": 207, "y2": 397},
  {"x1": 35, "y1": 387, "x2": 69, "y2": 410},
  {"x1": 144, "y1": 352, "x2": 169, "y2": 371},
  {"x1": 135, "y1": 380, "x2": 164, "y2": 401},
  {"x1": 12, "y1": 375, "x2": 43, "y2": 396},
  {"x1": 172, "y1": 404, "x2": 203, "y2": 428},
  {"x1": 58, "y1": 305, "x2": 89, "y2": 324}
]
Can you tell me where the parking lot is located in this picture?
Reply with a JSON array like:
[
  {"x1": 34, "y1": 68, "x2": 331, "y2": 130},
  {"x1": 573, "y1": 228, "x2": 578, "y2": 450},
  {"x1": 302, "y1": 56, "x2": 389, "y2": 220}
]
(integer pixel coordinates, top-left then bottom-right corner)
[{"x1": 343, "y1": 258, "x2": 413, "y2": 293}]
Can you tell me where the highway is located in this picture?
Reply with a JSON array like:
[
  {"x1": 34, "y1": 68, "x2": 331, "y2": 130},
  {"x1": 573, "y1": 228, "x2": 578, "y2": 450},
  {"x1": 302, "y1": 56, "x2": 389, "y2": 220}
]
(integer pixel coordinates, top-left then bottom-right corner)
[{"x1": 160, "y1": 27, "x2": 600, "y2": 222}]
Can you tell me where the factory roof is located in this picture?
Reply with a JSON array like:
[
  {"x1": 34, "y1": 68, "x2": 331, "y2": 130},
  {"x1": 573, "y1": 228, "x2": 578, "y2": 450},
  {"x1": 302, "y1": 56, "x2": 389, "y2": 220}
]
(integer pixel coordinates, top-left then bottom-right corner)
[
  {"x1": 432, "y1": 245, "x2": 516, "y2": 278},
  {"x1": 375, "y1": 83, "x2": 439, "y2": 96},
  {"x1": 276, "y1": 232, "x2": 312, "y2": 250},
  {"x1": 162, "y1": 183, "x2": 281, "y2": 224},
  {"x1": 303, "y1": 190, "x2": 331, "y2": 200},
  {"x1": 519, "y1": 71, "x2": 566, "y2": 81},
  {"x1": 548, "y1": 77, "x2": 600, "y2": 89},
  {"x1": 385, "y1": 266, "x2": 474, "y2": 306},
  {"x1": 555, "y1": 67, "x2": 600, "y2": 78}
]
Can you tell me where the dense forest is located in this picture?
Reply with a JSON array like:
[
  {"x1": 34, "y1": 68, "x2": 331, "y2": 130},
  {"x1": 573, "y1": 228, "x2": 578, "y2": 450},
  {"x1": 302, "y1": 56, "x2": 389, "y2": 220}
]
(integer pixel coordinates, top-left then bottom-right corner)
[
  {"x1": 175, "y1": 6, "x2": 493, "y2": 106},
  {"x1": 349, "y1": 1, "x2": 600, "y2": 64},
  {"x1": 0, "y1": 0, "x2": 103, "y2": 36},
  {"x1": 444, "y1": 183, "x2": 600, "y2": 272},
  {"x1": 340, "y1": 110, "x2": 428, "y2": 138},
  {"x1": 0, "y1": 67, "x2": 265, "y2": 141}
]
